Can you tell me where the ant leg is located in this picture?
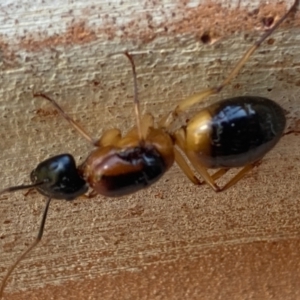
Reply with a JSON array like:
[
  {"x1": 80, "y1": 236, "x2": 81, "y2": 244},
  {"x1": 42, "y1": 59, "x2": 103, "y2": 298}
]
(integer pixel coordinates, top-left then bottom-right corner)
[
  {"x1": 0, "y1": 197, "x2": 52, "y2": 298},
  {"x1": 181, "y1": 151, "x2": 260, "y2": 192},
  {"x1": 140, "y1": 113, "x2": 154, "y2": 139},
  {"x1": 95, "y1": 114, "x2": 153, "y2": 148},
  {"x1": 125, "y1": 113, "x2": 154, "y2": 140},
  {"x1": 123, "y1": 52, "x2": 145, "y2": 143},
  {"x1": 176, "y1": 0, "x2": 298, "y2": 113},
  {"x1": 173, "y1": 131, "x2": 220, "y2": 191},
  {"x1": 174, "y1": 148, "x2": 229, "y2": 186},
  {"x1": 186, "y1": 152, "x2": 221, "y2": 192},
  {"x1": 95, "y1": 128, "x2": 122, "y2": 147},
  {"x1": 33, "y1": 93, "x2": 97, "y2": 146},
  {"x1": 219, "y1": 162, "x2": 261, "y2": 192},
  {"x1": 159, "y1": 0, "x2": 298, "y2": 128},
  {"x1": 173, "y1": 129, "x2": 232, "y2": 186},
  {"x1": 174, "y1": 130, "x2": 262, "y2": 192},
  {"x1": 173, "y1": 148, "x2": 201, "y2": 185},
  {"x1": 211, "y1": 168, "x2": 230, "y2": 181}
]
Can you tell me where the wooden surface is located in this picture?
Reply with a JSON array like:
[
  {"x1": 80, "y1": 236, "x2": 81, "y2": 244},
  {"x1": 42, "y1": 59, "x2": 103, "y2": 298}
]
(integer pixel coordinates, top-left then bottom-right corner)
[{"x1": 0, "y1": 1, "x2": 300, "y2": 299}]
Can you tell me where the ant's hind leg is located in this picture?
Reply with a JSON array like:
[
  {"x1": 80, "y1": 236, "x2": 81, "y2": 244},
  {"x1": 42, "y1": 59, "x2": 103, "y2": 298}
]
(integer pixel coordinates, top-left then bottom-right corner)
[
  {"x1": 174, "y1": 147, "x2": 230, "y2": 187},
  {"x1": 219, "y1": 162, "x2": 261, "y2": 192},
  {"x1": 174, "y1": 147, "x2": 201, "y2": 185},
  {"x1": 177, "y1": 149, "x2": 259, "y2": 192},
  {"x1": 173, "y1": 131, "x2": 220, "y2": 191},
  {"x1": 176, "y1": 0, "x2": 298, "y2": 113},
  {"x1": 173, "y1": 129, "x2": 262, "y2": 192},
  {"x1": 159, "y1": 1, "x2": 298, "y2": 128}
]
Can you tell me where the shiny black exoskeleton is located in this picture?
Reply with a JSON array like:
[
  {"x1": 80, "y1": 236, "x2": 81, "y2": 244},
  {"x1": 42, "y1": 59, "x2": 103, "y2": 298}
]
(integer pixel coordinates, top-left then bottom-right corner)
[
  {"x1": 30, "y1": 154, "x2": 88, "y2": 200},
  {"x1": 186, "y1": 96, "x2": 286, "y2": 168},
  {"x1": 212, "y1": 96, "x2": 285, "y2": 166}
]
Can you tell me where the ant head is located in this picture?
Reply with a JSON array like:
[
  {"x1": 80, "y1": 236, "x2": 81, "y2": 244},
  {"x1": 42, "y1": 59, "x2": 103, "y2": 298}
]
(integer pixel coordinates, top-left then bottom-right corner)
[{"x1": 31, "y1": 154, "x2": 88, "y2": 200}]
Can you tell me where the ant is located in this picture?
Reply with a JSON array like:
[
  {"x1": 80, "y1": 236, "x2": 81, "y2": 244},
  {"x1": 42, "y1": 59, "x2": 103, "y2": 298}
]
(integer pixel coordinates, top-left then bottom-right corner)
[{"x1": 0, "y1": 1, "x2": 298, "y2": 297}]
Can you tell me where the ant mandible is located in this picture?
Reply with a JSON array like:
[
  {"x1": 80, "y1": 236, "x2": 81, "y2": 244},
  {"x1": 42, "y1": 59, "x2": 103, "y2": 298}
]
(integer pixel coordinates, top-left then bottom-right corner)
[{"x1": 0, "y1": 1, "x2": 298, "y2": 297}]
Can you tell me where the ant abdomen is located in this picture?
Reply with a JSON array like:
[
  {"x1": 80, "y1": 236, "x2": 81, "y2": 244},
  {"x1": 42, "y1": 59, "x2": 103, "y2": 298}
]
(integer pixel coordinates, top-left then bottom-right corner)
[
  {"x1": 31, "y1": 154, "x2": 88, "y2": 200},
  {"x1": 80, "y1": 128, "x2": 174, "y2": 197},
  {"x1": 183, "y1": 96, "x2": 286, "y2": 168}
]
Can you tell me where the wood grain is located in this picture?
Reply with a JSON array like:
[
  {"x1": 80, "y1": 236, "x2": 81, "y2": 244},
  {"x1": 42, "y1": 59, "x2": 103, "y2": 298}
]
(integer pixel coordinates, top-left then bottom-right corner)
[{"x1": 0, "y1": 1, "x2": 300, "y2": 299}]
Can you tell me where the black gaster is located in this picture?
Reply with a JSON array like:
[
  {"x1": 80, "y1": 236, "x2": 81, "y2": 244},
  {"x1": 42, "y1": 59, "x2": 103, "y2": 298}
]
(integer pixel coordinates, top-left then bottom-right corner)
[
  {"x1": 30, "y1": 154, "x2": 88, "y2": 200},
  {"x1": 208, "y1": 96, "x2": 286, "y2": 167}
]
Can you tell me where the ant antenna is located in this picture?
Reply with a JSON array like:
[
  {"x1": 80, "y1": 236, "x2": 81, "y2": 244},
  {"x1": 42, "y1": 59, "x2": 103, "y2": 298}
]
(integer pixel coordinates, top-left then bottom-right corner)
[
  {"x1": 124, "y1": 52, "x2": 145, "y2": 144},
  {"x1": 0, "y1": 182, "x2": 45, "y2": 195},
  {"x1": 0, "y1": 185, "x2": 51, "y2": 297}
]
